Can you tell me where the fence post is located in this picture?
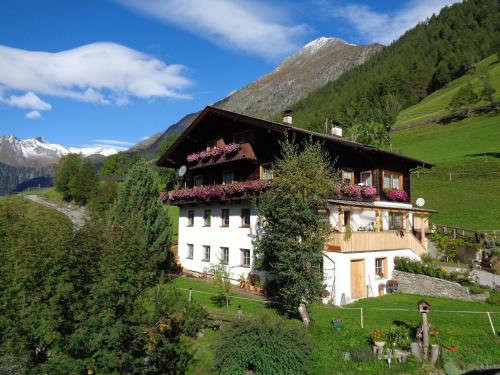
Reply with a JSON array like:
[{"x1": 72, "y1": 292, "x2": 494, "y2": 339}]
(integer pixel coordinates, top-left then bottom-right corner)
[
  {"x1": 189, "y1": 288, "x2": 192, "y2": 303},
  {"x1": 360, "y1": 308, "x2": 364, "y2": 329},
  {"x1": 449, "y1": 172, "x2": 452, "y2": 182},
  {"x1": 486, "y1": 312, "x2": 496, "y2": 336}
]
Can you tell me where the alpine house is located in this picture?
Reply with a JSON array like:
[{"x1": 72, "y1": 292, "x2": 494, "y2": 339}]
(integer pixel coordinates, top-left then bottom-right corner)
[{"x1": 157, "y1": 106, "x2": 436, "y2": 305}]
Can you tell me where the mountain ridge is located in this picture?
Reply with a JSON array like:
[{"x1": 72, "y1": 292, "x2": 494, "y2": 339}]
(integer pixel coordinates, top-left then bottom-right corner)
[{"x1": 131, "y1": 37, "x2": 383, "y2": 158}]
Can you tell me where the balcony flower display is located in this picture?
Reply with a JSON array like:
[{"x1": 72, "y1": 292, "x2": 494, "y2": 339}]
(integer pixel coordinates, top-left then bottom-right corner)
[
  {"x1": 162, "y1": 179, "x2": 270, "y2": 203},
  {"x1": 385, "y1": 189, "x2": 408, "y2": 202},
  {"x1": 186, "y1": 143, "x2": 242, "y2": 164},
  {"x1": 361, "y1": 185, "x2": 377, "y2": 198},
  {"x1": 341, "y1": 184, "x2": 362, "y2": 197}
]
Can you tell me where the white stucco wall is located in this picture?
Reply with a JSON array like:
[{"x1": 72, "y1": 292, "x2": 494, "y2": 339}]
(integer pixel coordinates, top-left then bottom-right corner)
[
  {"x1": 178, "y1": 202, "x2": 258, "y2": 282},
  {"x1": 323, "y1": 249, "x2": 420, "y2": 306}
]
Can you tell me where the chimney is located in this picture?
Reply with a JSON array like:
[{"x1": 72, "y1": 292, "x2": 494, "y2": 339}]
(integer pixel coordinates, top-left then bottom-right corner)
[
  {"x1": 282, "y1": 109, "x2": 293, "y2": 125},
  {"x1": 330, "y1": 120, "x2": 342, "y2": 137}
]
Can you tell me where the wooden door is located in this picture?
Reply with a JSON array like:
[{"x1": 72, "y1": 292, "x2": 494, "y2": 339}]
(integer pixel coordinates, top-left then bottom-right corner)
[{"x1": 350, "y1": 259, "x2": 366, "y2": 300}]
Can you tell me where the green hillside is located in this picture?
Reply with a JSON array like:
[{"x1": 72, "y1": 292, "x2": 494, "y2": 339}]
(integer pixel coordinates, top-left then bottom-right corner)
[
  {"x1": 391, "y1": 56, "x2": 500, "y2": 230},
  {"x1": 396, "y1": 54, "x2": 500, "y2": 128}
]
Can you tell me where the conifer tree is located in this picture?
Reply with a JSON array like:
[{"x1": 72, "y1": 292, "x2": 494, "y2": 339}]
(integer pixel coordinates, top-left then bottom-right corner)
[{"x1": 254, "y1": 138, "x2": 333, "y2": 311}]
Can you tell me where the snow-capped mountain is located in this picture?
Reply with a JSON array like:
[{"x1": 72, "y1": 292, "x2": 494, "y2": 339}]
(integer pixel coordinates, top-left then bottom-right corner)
[
  {"x1": 0, "y1": 135, "x2": 117, "y2": 168},
  {"x1": 131, "y1": 37, "x2": 383, "y2": 158}
]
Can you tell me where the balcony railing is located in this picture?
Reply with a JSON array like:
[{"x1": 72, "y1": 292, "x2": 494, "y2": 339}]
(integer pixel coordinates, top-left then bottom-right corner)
[
  {"x1": 160, "y1": 179, "x2": 270, "y2": 205},
  {"x1": 187, "y1": 143, "x2": 257, "y2": 169},
  {"x1": 325, "y1": 231, "x2": 426, "y2": 257}
]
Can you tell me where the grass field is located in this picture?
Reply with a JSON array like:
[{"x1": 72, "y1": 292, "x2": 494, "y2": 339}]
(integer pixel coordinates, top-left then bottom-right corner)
[
  {"x1": 391, "y1": 54, "x2": 500, "y2": 230},
  {"x1": 169, "y1": 276, "x2": 500, "y2": 375},
  {"x1": 396, "y1": 54, "x2": 500, "y2": 128}
]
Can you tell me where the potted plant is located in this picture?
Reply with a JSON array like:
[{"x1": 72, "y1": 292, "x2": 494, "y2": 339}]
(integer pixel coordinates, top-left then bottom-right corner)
[
  {"x1": 320, "y1": 289, "x2": 330, "y2": 304},
  {"x1": 370, "y1": 329, "x2": 386, "y2": 348}
]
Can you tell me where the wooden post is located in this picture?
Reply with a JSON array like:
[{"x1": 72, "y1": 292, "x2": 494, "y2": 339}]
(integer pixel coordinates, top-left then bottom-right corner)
[
  {"x1": 422, "y1": 313, "x2": 429, "y2": 360},
  {"x1": 420, "y1": 218, "x2": 425, "y2": 246},
  {"x1": 375, "y1": 210, "x2": 381, "y2": 232},
  {"x1": 338, "y1": 207, "x2": 344, "y2": 232}
]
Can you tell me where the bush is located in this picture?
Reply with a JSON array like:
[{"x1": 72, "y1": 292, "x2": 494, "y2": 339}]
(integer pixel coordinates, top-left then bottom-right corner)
[
  {"x1": 487, "y1": 291, "x2": 500, "y2": 305},
  {"x1": 214, "y1": 315, "x2": 313, "y2": 375},
  {"x1": 394, "y1": 257, "x2": 471, "y2": 285},
  {"x1": 349, "y1": 346, "x2": 372, "y2": 363},
  {"x1": 468, "y1": 284, "x2": 487, "y2": 295}
]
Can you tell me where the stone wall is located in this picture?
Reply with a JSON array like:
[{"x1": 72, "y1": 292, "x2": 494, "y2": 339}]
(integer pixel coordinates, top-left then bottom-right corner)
[{"x1": 393, "y1": 270, "x2": 489, "y2": 301}]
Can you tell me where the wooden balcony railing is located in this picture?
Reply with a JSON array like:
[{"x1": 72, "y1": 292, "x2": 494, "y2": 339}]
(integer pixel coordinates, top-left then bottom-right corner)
[
  {"x1": 325, "y1": 231, "x2": 426, "y2": 257},
  {"x1": 189, "y1": 143, "x2": 257, "y2": 169}
]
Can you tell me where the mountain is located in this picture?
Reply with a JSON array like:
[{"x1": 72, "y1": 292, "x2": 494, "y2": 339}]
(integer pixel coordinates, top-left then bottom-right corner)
[
  {"x1": 131, "y1": 37, "x2": 382, "y2": 158},
  {"x1": 0, "y1": 136, "x2": 117, "y2": 168},
  {"x1": 0, "y1": 136, "x2": 117, "y2": 195},
  {"x1": 287, "y1": 0, "x2": 499, "y2": 133}
]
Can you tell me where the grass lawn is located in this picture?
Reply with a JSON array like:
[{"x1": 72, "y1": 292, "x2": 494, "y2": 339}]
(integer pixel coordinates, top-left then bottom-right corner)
[
  {"x1": 395, "y1": 55, "x2": 500, "y2": 128},
  {"x1": 170, "y1": 276, "x2": 500, "y2": 375},
  {"x1": 391, "y1": 113, "x2": 500, "y2": 230}
]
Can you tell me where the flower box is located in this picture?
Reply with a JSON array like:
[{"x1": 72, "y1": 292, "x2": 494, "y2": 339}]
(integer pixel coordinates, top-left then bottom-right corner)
[
  {"x1": 385, "y1": 189, "x2": 408, "y2": 202},
  {"x1": 186, "y1": 143, "x2": 242, "y2": 164}
]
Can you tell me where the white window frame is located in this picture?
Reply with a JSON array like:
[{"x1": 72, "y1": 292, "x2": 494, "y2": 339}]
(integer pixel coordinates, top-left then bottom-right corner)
[
  {"x1": 220, "y1": 247, "x2": 229, "y2": 265},
  {"x1": 360, "y1": 171, "x2": 373, "y2": 186},
  {"x1": 187, "y1": 210, "x2": 195, "y2": 226},
  {"x1": 203, "y1": 209, "x2": 211, "y2": 226},
  {"x1": 203, "y1": 245, "x2": 211, "y2": 262},
  {"x1": 241, "y1": 248, "x2": 251, "y2": 267},
  {"x1": 375, "y1": 257, "x2": 386, "y2": 279},
  {"x1": 221, "y1": 209, "x2": 230, "y2": 227},
  {"x1": 187, "y1": 244, "x2": 194, "y2": 259}
]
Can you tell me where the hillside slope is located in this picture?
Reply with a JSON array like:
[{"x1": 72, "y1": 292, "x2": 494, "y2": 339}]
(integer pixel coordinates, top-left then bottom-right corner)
[
  {"x1": 288, "y1": 0, "x2": 499, "y2": 133},
  {"x1": 391, "y1": 56, "x2": 500, "y2": 230},
  {"x1": 131, "y1": 38, "x2": 382, "y2": 158}
]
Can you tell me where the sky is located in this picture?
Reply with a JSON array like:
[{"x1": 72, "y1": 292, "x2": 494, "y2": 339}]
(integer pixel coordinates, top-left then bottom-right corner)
[{"x1": 0, "y1": 0, "x2": 458, "y2": 151}]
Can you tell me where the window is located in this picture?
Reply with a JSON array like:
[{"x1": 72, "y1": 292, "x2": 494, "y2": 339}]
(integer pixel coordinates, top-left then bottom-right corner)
[
  {"x1": 360, "y1": 171, "x2": 373, "y2": 186},
  {"x1": 203, "y1": 245, "x2": 211, "y2": 262},
  {"x1": 187, "y1": 210, "x2": 194, "y2": 226},
  {"x1": 260, "y1": 163, "x2": 274, "y2": 181},
  {"x1": 343, "y1": 211, "x2": 351, "y2": 228},
  {"x1": 221, "y1": 209, "x2": 230, "y2": 227},
  {"x1": 233, "y1": 130, "x2": 254, "y2": 144},
  {"x1": 203, "y1": 209, "x2": 211, "y2": 226},
  {"x1": 206, "y1": 139, "x2": 217, "y2": 150},
  {"x1": 375, "y1": 257, "x2": 387, "y2": 279},
  {"x1": 342, "y1": 170, "x2": 354, "y2": 184},
  {"x1": 187, "y1": 244, "x2": 194, "y2": 259},
  {"x1": 389, "y1": 212, "x2": 404, "y2": 230},
  {"x1": 220, "y1": 247, "x2": 229, "y2": 264},
  {"x1": 383, "y1": 171, "x2": 403, "y2": 190},
  {"x1": 194, "y1": 175, "x2": 203, "y2": 187},
  {"x1": 223, "y1": 170, "x2": 234, "y2": 185},
  {"x1": 241, "y1": 248, "x2": 251, "y2": 267},
  {"x1": 241, "y1": 208, "x2": 251, "y2": 227}
]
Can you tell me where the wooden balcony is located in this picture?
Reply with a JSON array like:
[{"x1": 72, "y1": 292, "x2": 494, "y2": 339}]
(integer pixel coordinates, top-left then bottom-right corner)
[
  {"x1": 325, "y1": 231, "x2": 426, "y2": 257},
  {"x1": 189, "y1": 143, "x2": 257, "y2": 169}
]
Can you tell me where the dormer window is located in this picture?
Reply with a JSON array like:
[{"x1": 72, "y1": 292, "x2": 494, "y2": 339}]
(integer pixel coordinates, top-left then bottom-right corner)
[
  {"x1": 342, "y1": 170, "x2": 354, "y2": 185},
  {"x1": 233, "y1": 130, "x2": 254, "y2": 144}
]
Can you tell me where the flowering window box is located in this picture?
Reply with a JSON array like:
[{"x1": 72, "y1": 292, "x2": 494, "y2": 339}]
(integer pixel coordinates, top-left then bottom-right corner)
[
  {"x1": 333, "y1": 183, "x2": 377, "y2": 202},
  {"x1": 385, "y1": 189, "x2": 408, "y2": 202},
  {"x1": 161, "y1": 180, "x2": 271, "y2": 204}
]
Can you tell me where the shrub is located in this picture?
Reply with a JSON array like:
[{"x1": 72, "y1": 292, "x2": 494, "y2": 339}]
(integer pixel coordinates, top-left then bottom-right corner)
[
  {"x1": 394, "y1": 257, "x2": 472, "y2": 285},
  {"x1": 214, "y1": 315, "x2": 313, "y2": 375},
  {"x1": 487, "y1": 291, "x2": 500, "y2": 305},
  {"x1": 468, "y1": 284, "x2": 487, "y2": 295},
  {"x1": 349, "y1": 345, "x2": 372, "y2": 362}
]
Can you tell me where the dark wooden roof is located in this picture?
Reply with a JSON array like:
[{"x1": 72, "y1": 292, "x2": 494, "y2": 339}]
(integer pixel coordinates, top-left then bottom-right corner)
[{"x1": 157, "y1": 106, "x2": 433, "y2": 169}]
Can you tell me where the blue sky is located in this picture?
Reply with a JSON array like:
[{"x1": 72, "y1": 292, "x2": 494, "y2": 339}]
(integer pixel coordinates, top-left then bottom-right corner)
[{"x1": 0, "y1": 0, "x2": 457, "y2": 150}]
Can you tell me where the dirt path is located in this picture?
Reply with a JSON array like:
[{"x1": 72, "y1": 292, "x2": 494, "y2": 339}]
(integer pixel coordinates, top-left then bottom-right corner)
[{"x1": 24, "y1": 194, "x2": 86, "y2": 229}]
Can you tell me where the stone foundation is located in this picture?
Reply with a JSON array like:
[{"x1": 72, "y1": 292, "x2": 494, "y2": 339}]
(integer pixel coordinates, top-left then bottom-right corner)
[{"x1": 393, "y1": 270, "x2": 489, "y2": 301}]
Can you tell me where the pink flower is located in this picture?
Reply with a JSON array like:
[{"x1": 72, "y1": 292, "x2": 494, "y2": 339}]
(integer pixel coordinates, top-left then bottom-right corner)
[
  {"x1": 362, "y1": 186, "x2": 377, "y2": 197},
  {"x1": 223, "y1": 143, "x2": 241, "y2": 155},
  {"x1": 341, "y1": 184, "x2": 362, "y2": 197},
  {"x1": 187, "y1": 153, "x2": 200, "y2": 163},
  {"x1": 386, "y1": 189, "x2": 408, "y2": 202}
]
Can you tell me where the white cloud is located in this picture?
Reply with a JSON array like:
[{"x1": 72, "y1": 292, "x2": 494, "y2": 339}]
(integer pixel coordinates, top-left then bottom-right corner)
[
  {"x1": 116, "y1": 0, "x2": 308, "y2": 60},
  {"x1": 0, "y1": 91, "x2": 52, "y2": 110},
  {"x1": 25, "y1": 110, "x2": 41, "y2": 119},
  {"x1": 320, "y1": 0, "x2": 460, "y2": 45},
  {"x1": 0, "y1": 42, "x2": 192, "y2": 114},
  {"x1": 93, "y1": 139, "x2": 134, "y2": 146}
]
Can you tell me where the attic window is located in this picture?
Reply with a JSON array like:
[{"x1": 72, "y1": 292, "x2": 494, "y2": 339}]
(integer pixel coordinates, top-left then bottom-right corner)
[{"x1": 233, "y1": 130, "x2": 254, "y2": 144}]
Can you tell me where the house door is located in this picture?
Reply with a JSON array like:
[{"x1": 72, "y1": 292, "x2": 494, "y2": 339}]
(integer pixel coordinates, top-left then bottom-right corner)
[{"x1": 350, "y1": 259, "x2": 366, "y2": 300}]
